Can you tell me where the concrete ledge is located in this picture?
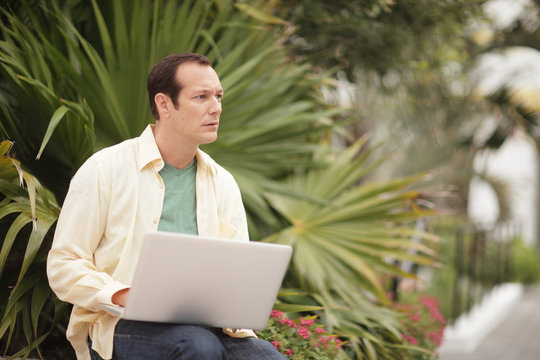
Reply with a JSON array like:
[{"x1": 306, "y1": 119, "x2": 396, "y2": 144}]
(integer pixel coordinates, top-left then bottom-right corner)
[{"x1": 439, "y1": 282, "x2": 524, "y2": 354}]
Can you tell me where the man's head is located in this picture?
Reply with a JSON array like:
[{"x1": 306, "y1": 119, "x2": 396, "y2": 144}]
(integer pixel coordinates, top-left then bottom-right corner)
[
  {"x1": 149, "y1": 53, "x2": 223, "y2": 149},
  {"x1": 147, "y1": 53, "x2": 211, "y2": 120}
]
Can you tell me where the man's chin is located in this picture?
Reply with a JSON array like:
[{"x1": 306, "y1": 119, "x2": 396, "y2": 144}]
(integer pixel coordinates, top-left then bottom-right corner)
[{"x1": 199, "y1": 134, "x2": 218, "y2": 145}]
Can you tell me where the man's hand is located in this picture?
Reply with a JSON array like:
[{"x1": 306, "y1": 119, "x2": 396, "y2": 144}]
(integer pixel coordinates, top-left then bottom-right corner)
[{"x1": 112, "y1": 288, "x2": 130, "y2": 307}]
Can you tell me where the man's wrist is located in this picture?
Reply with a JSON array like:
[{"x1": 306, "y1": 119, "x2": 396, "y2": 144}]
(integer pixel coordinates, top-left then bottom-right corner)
[{"x1": 111, "y1": 288, "x2": 130, "y2": 307}]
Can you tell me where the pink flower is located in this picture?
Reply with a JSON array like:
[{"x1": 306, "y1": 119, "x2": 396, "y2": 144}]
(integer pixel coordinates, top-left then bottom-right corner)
[
  {"x1": 418, "y1": 295, "x2": 446, "y2": 325},
  {"x1": 279, "y1": 318, "x2": 296, "y2": 327},
  {"x1": 271, "y1": 340, "x2": 280, "y2": 350},
  {"x1": 284, "y1": 348, "x2": 293, "y2": 356},
  {"x1": 300, "y1": 318, "x2": 315, "y2": 326},
  {"x1": 427, "y1": 330, "x2": 444, "y2": 346},
  {"x1": 297, "y1": 326, "x2": 311, "y2": 339},
  {"x1": 430, "y1": 308, "x2": 446, "y2": 325},
  {"x1": 408, "y1": 313, "x2": 421, "y2": 322},
  {"x1": 314, "y1": 327, "x2": 325, "y2": 334},
  {"x1": 401, "y1": 334, "x2": 418, "y2": 346},
  {"x1": 270, "y1": 310, "x2": 284, "y2": 319}
]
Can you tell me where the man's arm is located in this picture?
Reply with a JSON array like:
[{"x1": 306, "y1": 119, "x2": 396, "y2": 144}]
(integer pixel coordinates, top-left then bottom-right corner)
[
  {"x1": 223, "y1": 171, "x2": 249, "y2": 242},
  {"x1": 47, "y1": 158, "x2": 129, "y2": 311}
]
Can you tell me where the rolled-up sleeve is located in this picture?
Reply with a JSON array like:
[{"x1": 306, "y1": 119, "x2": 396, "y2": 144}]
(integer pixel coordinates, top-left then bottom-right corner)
[{"x1": 47, "y1": 158, "x2": 128, "y2": 311}]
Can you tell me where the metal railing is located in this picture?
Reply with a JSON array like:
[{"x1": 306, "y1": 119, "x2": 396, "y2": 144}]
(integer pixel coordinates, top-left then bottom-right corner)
[{"x1": 449, "y1": 222, "x2": 518, "y2": 322}]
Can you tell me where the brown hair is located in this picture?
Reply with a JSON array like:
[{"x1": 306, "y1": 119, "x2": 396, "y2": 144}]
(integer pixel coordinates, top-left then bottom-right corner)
[{"x1": 147, "y1": 53, "x2": 211, "y2": 119}]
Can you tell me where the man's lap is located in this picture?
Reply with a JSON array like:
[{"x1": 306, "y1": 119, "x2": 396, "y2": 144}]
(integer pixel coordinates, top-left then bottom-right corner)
[{"x1": 91, "y1": 319, "x2": 287, "y2": 360}]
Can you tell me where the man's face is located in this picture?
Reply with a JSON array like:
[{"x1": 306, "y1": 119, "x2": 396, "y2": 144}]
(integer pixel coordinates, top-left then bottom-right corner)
[{"x1": 166, "y1": 62, "x2": 223, "y2": 147}]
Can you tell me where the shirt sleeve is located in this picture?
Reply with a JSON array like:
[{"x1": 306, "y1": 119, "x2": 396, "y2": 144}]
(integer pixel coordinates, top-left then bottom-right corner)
[
  {"x1": 222, "y1": 170, "x2": 250, "y2": 242},
  {"x1": 47, "y1": 158, "x2": 128, "y2": 311}
]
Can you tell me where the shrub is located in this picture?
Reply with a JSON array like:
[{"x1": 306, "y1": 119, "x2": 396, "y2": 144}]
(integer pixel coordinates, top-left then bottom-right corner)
[
  {"x1": 394, "y1": 295, "x2": 446, "y2": 360},
  {"x1": 509, "y1": 237, "x2": 540, "y2": 284},
  {"x1": 257, "y1": 310, "x2": 348, "y2": 360}
]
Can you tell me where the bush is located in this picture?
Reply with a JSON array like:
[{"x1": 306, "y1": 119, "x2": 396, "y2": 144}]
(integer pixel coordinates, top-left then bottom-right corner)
[
  {"x1": 256, "y1": 310, "x2": 348, "y2": 360},
  {"x1": 509, "y1": 237, "x2": 540, "y2": 284},
  {"x1": 394, "y1": 294, "x2": 446, "y2": 360}
]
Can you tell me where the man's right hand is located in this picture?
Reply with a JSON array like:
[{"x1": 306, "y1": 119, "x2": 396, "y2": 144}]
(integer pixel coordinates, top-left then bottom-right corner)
[{"x1": 112, "y1": 288, "x2": 130, "y2": 307}]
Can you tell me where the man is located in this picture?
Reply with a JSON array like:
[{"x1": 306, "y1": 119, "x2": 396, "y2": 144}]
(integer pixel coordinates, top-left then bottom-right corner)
[{"x1": 47, "y1": 53, "x2": 286, "y2": 360}]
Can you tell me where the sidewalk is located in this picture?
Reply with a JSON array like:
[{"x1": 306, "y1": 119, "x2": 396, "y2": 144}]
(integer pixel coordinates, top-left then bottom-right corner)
[{"x1": 439, "y1": 283, "x2": 540, "y2": 360}]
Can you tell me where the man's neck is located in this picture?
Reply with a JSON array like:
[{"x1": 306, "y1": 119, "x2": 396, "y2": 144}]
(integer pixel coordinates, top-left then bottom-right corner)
[
  {"x1": 161, "y1": 149, "x2": 197, "y2": 169},
  {"x1": 152, "y1": 126, "x2": 197, "y2": 169}
]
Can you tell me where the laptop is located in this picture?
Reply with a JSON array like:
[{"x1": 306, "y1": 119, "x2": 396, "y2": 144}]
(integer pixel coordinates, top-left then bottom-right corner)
[{"x1": 99, "y1": 231, "x2": 292, "y2": 330}]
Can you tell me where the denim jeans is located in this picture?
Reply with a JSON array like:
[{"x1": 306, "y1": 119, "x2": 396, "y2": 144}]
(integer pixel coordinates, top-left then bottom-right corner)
[{"x1": 89, "y1": 319, "x2": 288, "y2": 360}]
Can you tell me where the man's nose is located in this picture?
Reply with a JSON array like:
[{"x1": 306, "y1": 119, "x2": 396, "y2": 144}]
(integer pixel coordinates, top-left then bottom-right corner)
[{"x1": 209, "y1": 98, "x2": 222, "y2": 115}]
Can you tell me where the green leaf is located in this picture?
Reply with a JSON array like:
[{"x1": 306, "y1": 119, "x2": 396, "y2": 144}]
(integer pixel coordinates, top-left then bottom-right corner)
[
  {"x1": 0, "y1": 156, "x2": 19, "y2": 181},
  {"x1": 273, "y1": 303, "x2": 324, "y2": 313},
  {"x1": 0, "y1": 212, "x2": 32, "y2": 280},
  {"x1": 0, "y1": 140, "x2": 13, "y2": 156},
  {"x1": 31, "y1": 275, "x2": 50, "y2": 337},
  {"x1": 15, "y1": 216, "x2": 55, "y2": 288},
  {"x1": 234, "y1": 3, "x2": 288, "y2": 25},
  {"x1": 1, "y1": 272, "x2": 38, "y2": 326},
  {"x1": 21, "y1": 171, "x2": 38, "y2": 230}
]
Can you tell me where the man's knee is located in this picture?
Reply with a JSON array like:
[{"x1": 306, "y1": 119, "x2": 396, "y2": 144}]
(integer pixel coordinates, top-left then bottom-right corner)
[
  {"x1": 113, "y1": 322, "x2": 226, "y2": 360},
  {"x1": 170, "y1": 326, "x2": 225, "y2": 360},
  {"x1": 248, "y1": 338, "x2": 287, "y2": 359}
]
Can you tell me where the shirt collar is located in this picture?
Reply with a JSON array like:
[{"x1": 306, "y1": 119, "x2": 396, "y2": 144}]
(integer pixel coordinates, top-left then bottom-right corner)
[
  {"x1": 195, "y1": 147, "x2": 217, "y2": 176},
  {"x1": 137, "y1": 125, "x2": 163, "y2": 172},
  {"x1": 137, "y1": 124, "x2": 216, "y2": 176}
]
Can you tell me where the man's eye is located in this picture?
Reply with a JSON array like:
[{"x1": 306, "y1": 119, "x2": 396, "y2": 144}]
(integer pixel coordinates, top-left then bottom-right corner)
[
  {"x1": 216, "y1": 94, "x2": 223, "y2": 101},
  {"x1": 196, "y1": 95, "x2": 206, "y2": 99}
]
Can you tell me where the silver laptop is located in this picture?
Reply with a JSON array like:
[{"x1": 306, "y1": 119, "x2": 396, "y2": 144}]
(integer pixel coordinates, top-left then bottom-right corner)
[{"x1": 99, "y1": 231, "x2": 292, "y2": 330}]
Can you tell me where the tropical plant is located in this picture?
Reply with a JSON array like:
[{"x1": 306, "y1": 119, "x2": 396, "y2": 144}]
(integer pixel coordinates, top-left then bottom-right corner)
[
  {"x1": 265, "y1": 139, "x2": 436, "y2": 299},
  {"x1": 0, "y1": 140, "x2": 69, "y2": 358},
  {"x1": 1, "y1": 0, "x2": 441, "y2": 358},
  {"x1": 264, "y1": 138, "x2": 439, "y2": 358},
  {"x1": 0, "y1": 0, "x2": 341, "y2": 237}
]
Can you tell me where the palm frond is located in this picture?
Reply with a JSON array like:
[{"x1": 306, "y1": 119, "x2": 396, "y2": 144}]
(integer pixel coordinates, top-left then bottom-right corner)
[{"x1": 264, "y1": 140, "x2": 436, "y2": 302}]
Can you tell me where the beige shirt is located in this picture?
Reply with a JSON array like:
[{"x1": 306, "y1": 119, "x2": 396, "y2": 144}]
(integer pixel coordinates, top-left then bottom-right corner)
[{"x1": 47, "y1": 125, "x2": 254, "y2": 360}]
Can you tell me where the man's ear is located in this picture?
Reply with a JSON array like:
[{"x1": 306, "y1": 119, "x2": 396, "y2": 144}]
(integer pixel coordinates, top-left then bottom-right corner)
[{"x1": 154, "y1": 93, "x2": 171, "y2": 119}]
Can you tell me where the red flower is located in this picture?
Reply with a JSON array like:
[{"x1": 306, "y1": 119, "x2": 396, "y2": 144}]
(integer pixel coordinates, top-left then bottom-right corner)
[
  {"x1": 401, "y1": 334, "x2": 418, "y2": 346},
  {"x1": 270, "y1": 310, "x2": 284, "y2": 320},
  {"x1": 279, "y1": 318, "x2": 296, "y2": 327},
  {"x1": 300, "y1": 318, "x2": 315, "y2": 326},
  {"x1": 297, "y1": 326, "x2": 311, "y2": 339}
]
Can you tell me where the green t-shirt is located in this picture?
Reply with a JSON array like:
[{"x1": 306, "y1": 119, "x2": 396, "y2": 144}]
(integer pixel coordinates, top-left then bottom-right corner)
[{"x1": 158, "y1": 158, "x2": 198, "y2": 235}]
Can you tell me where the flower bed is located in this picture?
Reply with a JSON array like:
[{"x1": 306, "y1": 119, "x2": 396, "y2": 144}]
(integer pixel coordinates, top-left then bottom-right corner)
[
  {"x1": 395, "y1": 295, "x2": 446, "y2": 359},
  {"x1": 257, "y1": 310, "x2": 348, "y2": 359}
]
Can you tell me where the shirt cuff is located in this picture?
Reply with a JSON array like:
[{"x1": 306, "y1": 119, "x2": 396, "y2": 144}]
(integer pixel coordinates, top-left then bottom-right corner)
[
  {"x1": 222, "y1": 328, "x2": 257, "y2": 338},
  {"x1": 95, "y1": 281, "x2": 130, "y2": 307}
]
